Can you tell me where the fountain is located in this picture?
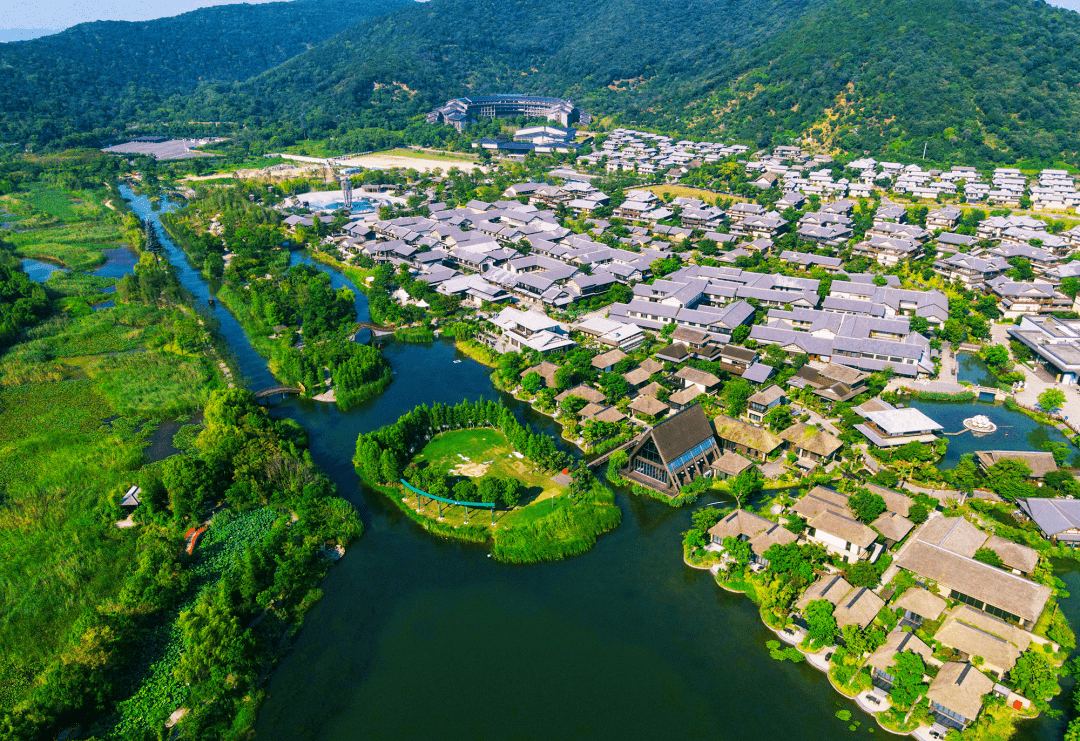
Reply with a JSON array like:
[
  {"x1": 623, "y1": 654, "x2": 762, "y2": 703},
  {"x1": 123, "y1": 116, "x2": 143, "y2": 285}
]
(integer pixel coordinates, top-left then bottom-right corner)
[{"x1": 963, "y1": 414, "x2": 998, "y2": 434}]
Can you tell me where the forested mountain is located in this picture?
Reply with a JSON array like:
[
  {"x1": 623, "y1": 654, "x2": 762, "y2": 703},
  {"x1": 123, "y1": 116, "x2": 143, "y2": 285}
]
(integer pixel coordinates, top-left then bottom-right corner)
[
  {"x1": 184, "y1": 0, "x2": 1080, "y2": 165},
  {"x1": 6, "y1": 0, "x2": 1080, "y2": 164},
  {"x1": 0, "y1": 0, "x2": 413, "y2": 148}
]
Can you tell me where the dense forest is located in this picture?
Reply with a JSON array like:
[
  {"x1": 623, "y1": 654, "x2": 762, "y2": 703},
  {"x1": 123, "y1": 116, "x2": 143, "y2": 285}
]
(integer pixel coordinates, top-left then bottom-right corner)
[
  {"x1": 0, "y1": 0, "x2": 412, "y2": 148},
  {"x1": 5, "y1": 0, "x2": 1080, "y2": 163}
]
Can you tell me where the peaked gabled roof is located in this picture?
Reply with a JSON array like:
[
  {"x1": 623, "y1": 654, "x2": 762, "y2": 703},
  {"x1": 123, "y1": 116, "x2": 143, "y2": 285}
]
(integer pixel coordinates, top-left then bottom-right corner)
[{"x1": 649, "y1": 404, "x2": 716, "y2": 461}]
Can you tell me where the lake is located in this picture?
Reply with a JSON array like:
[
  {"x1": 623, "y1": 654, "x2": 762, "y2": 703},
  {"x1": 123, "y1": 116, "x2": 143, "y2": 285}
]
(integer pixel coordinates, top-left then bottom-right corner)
[{"x1": 910, "y1": 400, "x2": 1079, "y2": 468}]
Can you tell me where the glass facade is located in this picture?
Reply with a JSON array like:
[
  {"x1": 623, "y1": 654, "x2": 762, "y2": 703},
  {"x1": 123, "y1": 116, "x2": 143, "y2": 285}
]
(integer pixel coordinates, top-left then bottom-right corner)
[
  {"x1": 634, "y1": 459, "x2": 668, "y2": 484},
  {"x1": 667, "y1": 438, "x2": 716, "y2": 473},
  {"x1": 948, "y1": 590, "x2": 1020, "y2": 624}
]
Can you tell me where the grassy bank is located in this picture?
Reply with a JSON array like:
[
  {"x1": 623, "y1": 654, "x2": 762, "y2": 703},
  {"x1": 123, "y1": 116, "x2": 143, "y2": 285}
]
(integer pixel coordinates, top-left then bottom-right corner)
[{"x1": 356, "y1": 403, "x2": 621, "y2": 563}]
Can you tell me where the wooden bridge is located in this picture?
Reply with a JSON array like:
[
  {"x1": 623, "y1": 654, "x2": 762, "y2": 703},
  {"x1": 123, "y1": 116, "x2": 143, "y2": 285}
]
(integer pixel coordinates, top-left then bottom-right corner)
[
  {"x1": 357, "y1": 321, "x2": 395, "y2": 332},
  {"x1": 254, "y1": 386, "x2": 303, "y2": 399},
  {"x1": 586, "y1": 429, "x2": 649, "y2": 470}
]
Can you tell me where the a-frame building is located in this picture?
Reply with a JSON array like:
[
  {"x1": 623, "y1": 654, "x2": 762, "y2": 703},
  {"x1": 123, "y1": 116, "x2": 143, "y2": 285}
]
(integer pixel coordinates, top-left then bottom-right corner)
[{"x1": 621, "y1": 403, "x2": 719, "y2": 496}]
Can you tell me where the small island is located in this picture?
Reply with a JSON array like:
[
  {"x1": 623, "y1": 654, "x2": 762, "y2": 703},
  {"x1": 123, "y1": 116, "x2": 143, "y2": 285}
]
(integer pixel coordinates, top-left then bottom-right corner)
[{"x1": 355, "y1": 399, "x2": 621, "y2": 562}]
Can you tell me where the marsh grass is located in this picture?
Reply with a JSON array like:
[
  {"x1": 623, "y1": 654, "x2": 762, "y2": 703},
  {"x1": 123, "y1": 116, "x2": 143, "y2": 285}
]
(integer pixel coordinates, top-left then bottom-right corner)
[{"x1": 0, "y1": 306, "x2": 223, "y2": 710}]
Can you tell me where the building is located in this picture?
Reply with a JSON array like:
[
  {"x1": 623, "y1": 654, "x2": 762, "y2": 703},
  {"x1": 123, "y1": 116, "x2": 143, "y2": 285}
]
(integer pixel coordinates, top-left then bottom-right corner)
[
  {"x1": 487, "y1": 307, "x2": 575, "y2": 355},
  {"x1": 1007, "y1": 315, "x2": 1080, "y2": 384},
  {"x1": 779, "y1": 423, "x2": 843, "y2": 468},
  {"x1": 746, "y1": 384, "x2": 785, "y2": 424},
  {"x1": 591, "y1": 348, "x2": 628, "y2": 372},
  {"x1": 933, "y1": 253, "x2": 1009, "y2": 289},
  {"x1": 707, "y1": 508, "x2": 796, "y2": 566},
  {"x1": 1018, "y1": 498, "x2": 1080, "y2": 543},
  {"x1": 854, "y1": 400, "x2": 943, "y2": 447},
  {"x1": 712, "y1": 414, "x2": 784, "y2": 462},
  {"x1": 710, "y1": 450, "x2": 754, "y2": 480},
  {"x1": 428, "y1": 95, "x2": 590, "y2": 131},
  {"x1": 987, "y1": 276, "x2": 1071, "y2": 319},
  {"x1": 787, "y1": 363, "x2": 867, "y2": 408},
  {"x1": 866, "y1": 632, "x2": 934, "y2": 694},
  {"x1": 622, "y1": 404, "x2": 719, "y2": 495},
  {"x1": 894, "y1": 517, "x2": 1051, "y2": 629},
  {"x1": 935, "y1": 605, "x2": 1029, "y2": 678},
  {"x1": 792, "y1": 486, "x2": 878, "y2": 562},
  {"x1": 673, "y1": 366, "x2": 721, "y2": 394},
  {"x1": 973, "y1": 450, "x2": 1058, "y2": 481},
  {"x1": 893, "y1": 587, "x2": 947, "y2": 628},
  {"x1": 927, "y1": 663, "x2": 995, "y2": 731}
]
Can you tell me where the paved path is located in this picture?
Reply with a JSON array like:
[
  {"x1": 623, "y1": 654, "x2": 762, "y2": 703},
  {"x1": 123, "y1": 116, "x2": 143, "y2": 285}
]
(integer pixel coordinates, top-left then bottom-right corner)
[{"x1": 792, "y1": 403, "x2": 842, "y2": 437}]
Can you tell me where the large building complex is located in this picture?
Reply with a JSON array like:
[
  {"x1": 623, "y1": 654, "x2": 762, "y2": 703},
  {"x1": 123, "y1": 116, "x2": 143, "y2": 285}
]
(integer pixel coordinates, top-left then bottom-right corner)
[{"x1": 427, "y1": 95, "x2": 591, "y2": 131}]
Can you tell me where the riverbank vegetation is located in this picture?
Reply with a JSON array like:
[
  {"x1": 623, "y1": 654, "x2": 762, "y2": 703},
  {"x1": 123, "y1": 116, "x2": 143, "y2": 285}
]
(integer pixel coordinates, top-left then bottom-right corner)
[
  {"x1": 160, "y1": 186, "x2": 391, "y2": 408},
  {"x1": 354, "y1": 399, "x2": 621, "y2": 562}
]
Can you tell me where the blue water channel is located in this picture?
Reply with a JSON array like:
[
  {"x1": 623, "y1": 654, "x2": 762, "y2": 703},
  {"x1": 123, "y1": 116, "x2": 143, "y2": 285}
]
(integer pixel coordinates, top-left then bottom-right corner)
[{"x1": 117, "y1": 185, "x2": 1076, "y2": 741}]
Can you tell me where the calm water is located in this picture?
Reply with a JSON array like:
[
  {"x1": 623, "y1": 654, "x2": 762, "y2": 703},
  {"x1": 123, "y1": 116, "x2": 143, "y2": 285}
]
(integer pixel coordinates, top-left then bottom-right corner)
[
  {"x1": 22, "y1": 247, "x2": 137, "y2": 284},
  {"x1": 92, "y1": 247, "x2": 138, "y2": 279},
  {"x1": 119, "y1": 185, "x2": 1075, "y2": 741},
  {"x1": 910, "y1": 400, "x2": 1079, "y2": 468},
  {"x1": 21, "y1": 258, "x2": 65, "y2": 282},
  {"x1": 956, "y1": 353, "x2": 998, "y2": 388}
]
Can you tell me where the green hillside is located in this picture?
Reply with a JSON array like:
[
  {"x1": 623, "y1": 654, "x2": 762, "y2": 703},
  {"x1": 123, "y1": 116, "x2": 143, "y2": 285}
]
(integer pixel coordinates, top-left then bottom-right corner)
[
  {"x1": 0, "y1": 0, "x2": 413, "y2": 148},
  {"x1": 5, "y1": 0, "x2": 1080, "y2": 164},
  {"x1": 199, "y1": 0, "x2": 1080, "y2": 165}
]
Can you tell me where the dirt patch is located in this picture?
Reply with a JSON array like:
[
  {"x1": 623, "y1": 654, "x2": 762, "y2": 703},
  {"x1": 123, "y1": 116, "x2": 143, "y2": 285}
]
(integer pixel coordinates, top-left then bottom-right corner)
[
  {"x1": 340, "y1": 154, "x2": 486, "y2": 174},
  {"x1": 451, "y1": 462, "x2": 489, "y2": 477}
]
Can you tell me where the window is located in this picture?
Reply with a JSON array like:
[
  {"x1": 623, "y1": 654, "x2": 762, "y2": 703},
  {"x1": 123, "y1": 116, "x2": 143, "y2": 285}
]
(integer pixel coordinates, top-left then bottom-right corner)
[
  {"x1": 638, "y1": 438, "x2": 663, "y2": 466},
  {"x1": 931, "y1": 702, "x2": 967, "y2": 725},
  {"x1": 634, "y1": 458, "x2": 668, "y2": 484}
]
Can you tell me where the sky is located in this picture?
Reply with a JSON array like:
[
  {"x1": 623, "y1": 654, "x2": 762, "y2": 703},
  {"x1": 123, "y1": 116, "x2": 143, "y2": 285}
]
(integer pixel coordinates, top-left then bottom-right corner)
[
  {"x1": 0, "y1": 0, "x2": 1076, "y2": 34},
  {"x1": 0, "y1": 0, "x2": 289, "y2": 34}
]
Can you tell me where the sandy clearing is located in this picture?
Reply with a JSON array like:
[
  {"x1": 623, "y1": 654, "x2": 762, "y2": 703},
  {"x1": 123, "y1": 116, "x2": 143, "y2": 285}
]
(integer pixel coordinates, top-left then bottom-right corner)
[
  {"x1": 451, "y1": 462, "x2": 490, "y2": 477},
  {"x1": 339, "y1": 154, "x2": 488, "y2": 173}
]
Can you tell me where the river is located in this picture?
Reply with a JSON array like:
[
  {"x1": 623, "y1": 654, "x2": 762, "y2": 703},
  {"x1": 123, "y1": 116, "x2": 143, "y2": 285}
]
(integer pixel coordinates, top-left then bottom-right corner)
[{"x1": 119, "y1": 186, "x2": 1074, "y2": 741}]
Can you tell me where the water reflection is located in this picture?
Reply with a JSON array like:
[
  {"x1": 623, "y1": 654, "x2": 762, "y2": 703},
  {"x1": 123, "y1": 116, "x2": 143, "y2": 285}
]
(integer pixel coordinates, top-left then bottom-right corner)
[{"x1": 912, "y1": 400, "x2": 1077, "y2": 467}]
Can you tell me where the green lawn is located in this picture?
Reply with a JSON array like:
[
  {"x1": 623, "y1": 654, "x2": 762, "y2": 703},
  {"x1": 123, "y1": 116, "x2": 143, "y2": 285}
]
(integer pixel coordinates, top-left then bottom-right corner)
[{"x1": 410, "y1": 428, "x2": 568, "y2": 528}]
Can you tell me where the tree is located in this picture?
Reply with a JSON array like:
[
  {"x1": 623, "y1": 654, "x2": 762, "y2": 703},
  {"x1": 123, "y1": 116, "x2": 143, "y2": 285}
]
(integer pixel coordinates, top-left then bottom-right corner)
[
  {"x1": 453, "y1": 479, "x2": 478, "y2": 502},
  {"x1": 784, "y1": 514, "x2": 807, "y2": 534},
  {"x1": 606, "y1": 449, "x2": 628, "y2": 482},
  {"x1": 846, "y1": 561, "x2": 881, "y2": 591},
  {"x1": 730, "y1": 466, "x2": 763, "y2": 506},
  {"x1": 985, "y1": 458, "x2": 1033, "y2": 500},
  {"x1": 721, "y1": 378, "x2": 753, "y2": 416},
  {"x1": 804, "y1": 599, "x2": 838, "y2": 646},
  {"x1": 721, "y1": 534, "x2": 753, "y2": 568},
  {"x1": 981, "y1": 345, "x2": 1009, "y2": 367},
  {"x1": 1063, "y1": 277, "x2": 1080, "y2": 300},
  {"x1": 841, "y1": 624, "x2": 887, "y2": 656},
  {"x1": 569, "y1": 461, "x2": 592, "y2": 498},
  {"x1": 849, "y1": 489, "x2": 887, "y2": 523},
  {"x1": 908, "y1": 502, "x2": 930, "y2": 524},
  {"x1": 162, "y1": 457, "x2": 215, "y2": 521},
  {"x1": 1010, "y1": 651, "x2": 1058, "y2": 701},
  {"x1": 477, "y1": 476, "x2": 503, "y2": 504},
  {"x1": 500, "y1": 478, "x2": 522, "y2": 508},
  {"x1": 380, "y1": 449, "x2": 401, "y2": 484},
  {"x1": 1039, "y1": 388, "x2": 1066, "y2": 414},
  {"x1": 691, "y1": 506, "x2": 723, "y2": 532},
  {"x1": 973, "y1": 547, "x2": 1004, "y2": 568},
  {"x1": 554, "y1": 364, "x2": 579, "y2": 391},
  {"x1": 953, "y1": 454, "x2": 979, "y2": 495},
  {"x1": 889, "y1": 651, "x2": 927, "y2": 708},
  {"x1": 521, "y1": 371, "x2": 545, "y2": 394}
]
